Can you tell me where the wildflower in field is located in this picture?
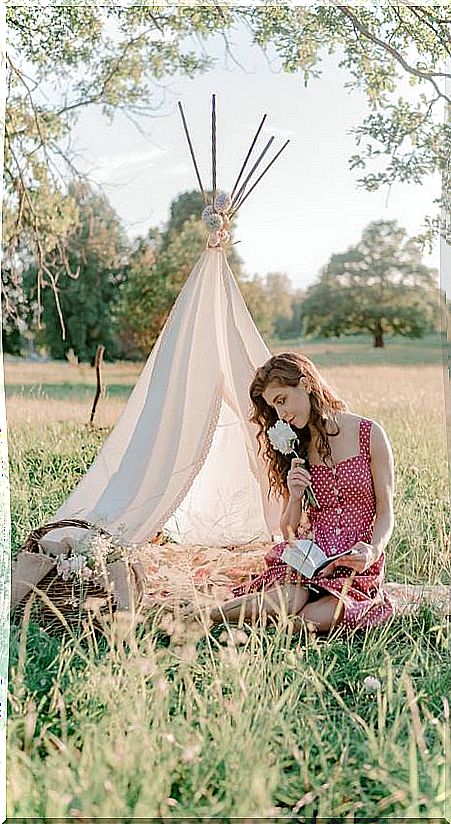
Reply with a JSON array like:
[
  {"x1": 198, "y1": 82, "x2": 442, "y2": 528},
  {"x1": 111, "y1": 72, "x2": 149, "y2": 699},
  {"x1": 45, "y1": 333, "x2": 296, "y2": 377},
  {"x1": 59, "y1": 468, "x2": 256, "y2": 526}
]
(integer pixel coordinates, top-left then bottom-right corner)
[
  {"x1": 362, "y1": 675, "x2": 382, "y2": 692},
  {"x1": 163, "y1": 732, "x2": 176, "y2": 744},
  {"x1": 218, "y1": 628, "x2": 247, "y2": 645},
  {"x1": 136, "y1": 657, "x2": 157, "y2": 677},
  {"x1": 219, "y1": 645, "x2": 241, "y2": 667},
  {"x1": 172, "y1": 643, "x2": 197, "y2": 663},
  {"x1": 181, "y1": 743, "x2": 201, "y2": 763},
  {"x1": 155, "y1": 677, "x2": 170, "y2": 695}
]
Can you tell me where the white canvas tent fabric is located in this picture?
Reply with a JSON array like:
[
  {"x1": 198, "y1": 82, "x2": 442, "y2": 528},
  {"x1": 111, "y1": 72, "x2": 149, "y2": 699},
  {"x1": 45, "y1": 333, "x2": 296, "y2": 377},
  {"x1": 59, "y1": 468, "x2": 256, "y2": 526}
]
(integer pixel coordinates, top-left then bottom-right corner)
[{"x1": 50, "y1": 248, "x2": 283, "y2": 547}]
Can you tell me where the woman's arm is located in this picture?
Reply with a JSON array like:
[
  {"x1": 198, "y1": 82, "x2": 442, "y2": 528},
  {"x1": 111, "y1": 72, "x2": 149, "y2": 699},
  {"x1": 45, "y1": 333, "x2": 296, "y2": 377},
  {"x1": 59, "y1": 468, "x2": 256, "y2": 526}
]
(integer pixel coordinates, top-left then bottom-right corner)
[
  {"x1": 280, "y1": 459, "x2": 313, "y2": 540},
  {"x1": 280, "y1": 493, "x2": 302, "y2": 540},
  {"x1": 368, "y1": 421, "x2": 395, "y2": 562}
]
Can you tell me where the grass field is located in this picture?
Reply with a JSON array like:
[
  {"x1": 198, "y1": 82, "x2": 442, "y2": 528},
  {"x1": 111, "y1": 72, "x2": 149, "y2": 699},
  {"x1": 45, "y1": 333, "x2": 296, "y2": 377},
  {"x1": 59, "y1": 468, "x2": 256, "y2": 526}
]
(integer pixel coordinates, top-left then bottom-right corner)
[{"x1": 5, "y1": 336, "x2": 451, "y2": 819}]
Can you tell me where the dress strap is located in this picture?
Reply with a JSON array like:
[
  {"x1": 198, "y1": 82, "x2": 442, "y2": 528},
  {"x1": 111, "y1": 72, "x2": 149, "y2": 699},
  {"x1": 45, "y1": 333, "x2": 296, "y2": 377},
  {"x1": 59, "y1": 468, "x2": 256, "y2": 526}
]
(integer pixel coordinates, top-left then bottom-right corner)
[{"x1": 359, "y1": 418, "x2": 372, "y2": 459}]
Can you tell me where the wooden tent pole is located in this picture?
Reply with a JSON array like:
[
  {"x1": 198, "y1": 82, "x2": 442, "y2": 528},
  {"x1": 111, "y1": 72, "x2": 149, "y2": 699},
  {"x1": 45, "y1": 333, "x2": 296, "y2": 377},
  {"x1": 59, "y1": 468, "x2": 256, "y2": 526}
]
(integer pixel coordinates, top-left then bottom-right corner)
[
  {"x1": 231, "y1": 136, "x2": 275, "y2": 208},
  {"x1": 230, "y1": 113, "x2": 267, "y2": 201},
  {"x1": 230, "y1": 139, "x2": 291, "y2": 216},
  {"x1": 90, "y1": 345, "x2": 105, "y2": 425},
  {"x1": 178, "y1": 101, "x2": 208, "y2": 204},
  {"x1": 212, "y1": 93, "x2": 217, "y2": 202}
]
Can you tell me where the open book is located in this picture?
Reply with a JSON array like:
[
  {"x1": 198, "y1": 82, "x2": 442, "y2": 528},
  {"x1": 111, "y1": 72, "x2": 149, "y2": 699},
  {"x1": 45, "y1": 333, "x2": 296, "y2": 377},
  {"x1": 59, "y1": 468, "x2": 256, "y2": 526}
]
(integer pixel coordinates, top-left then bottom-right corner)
[{"x1": 281, "y1": 539, "x2": 353, "y2": 580}]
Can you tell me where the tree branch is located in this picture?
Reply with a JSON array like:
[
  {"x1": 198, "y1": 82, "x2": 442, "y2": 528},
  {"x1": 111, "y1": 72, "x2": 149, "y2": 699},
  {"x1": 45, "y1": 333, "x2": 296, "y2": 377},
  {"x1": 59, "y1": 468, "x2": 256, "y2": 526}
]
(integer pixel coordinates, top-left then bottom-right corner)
[
  {"x1": 336, "y1": 4, "x2": 451, "y2": 105},
  {"x1": 408, "y1": 6, "x2": 451, "y2": 59}
]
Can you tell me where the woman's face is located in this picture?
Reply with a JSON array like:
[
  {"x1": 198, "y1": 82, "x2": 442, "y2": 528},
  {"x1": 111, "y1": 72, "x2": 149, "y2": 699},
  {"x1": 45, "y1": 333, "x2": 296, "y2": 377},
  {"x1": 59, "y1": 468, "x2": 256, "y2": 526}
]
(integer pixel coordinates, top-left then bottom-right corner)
[{"x1": 262, "y1": 378, "x2": 312, "y2": 429}]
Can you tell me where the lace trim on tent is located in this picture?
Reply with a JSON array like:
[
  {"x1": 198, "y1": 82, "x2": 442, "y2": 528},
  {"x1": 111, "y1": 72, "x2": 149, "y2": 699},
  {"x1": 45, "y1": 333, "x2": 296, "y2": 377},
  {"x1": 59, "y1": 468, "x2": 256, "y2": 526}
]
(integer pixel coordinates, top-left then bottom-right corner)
[
  {"x1": 222, "y1": 258, "x2": 269, "y2": 487},
  {"x1": 152, "y1": 381, "x2": 224, "y2": 539}
]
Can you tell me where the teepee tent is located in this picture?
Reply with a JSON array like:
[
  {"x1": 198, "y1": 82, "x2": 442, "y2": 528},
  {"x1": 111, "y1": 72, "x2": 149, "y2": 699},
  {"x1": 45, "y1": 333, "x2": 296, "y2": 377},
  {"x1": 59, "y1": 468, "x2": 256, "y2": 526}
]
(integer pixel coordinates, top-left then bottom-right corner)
[{"x1": 48, "y1": 97, "x2": 290, "y2": 547}]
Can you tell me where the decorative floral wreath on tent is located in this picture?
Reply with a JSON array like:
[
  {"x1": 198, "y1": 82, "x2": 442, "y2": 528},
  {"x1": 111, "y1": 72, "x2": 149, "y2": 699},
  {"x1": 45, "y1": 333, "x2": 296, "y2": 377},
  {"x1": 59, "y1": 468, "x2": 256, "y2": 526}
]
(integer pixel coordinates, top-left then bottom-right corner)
[{"x1": 178, "y1": 95, "x2": 290, "y2": 249}]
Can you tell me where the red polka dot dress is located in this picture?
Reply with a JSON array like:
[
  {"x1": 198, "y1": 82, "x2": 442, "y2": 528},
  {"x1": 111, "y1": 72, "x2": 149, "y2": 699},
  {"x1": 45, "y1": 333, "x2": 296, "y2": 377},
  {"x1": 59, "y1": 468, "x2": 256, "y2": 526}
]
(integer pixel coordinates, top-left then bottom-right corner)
[{"x1": 232, "y1": 418, "x2": 394, "y2": 630}]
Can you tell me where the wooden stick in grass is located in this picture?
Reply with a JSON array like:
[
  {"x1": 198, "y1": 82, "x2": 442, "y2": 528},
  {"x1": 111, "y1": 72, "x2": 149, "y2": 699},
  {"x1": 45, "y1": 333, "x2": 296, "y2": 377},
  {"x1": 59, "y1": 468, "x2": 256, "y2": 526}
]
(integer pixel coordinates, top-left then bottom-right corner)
[{"x1": 90, "y1": 344, "x2": 105, "y2": 425}]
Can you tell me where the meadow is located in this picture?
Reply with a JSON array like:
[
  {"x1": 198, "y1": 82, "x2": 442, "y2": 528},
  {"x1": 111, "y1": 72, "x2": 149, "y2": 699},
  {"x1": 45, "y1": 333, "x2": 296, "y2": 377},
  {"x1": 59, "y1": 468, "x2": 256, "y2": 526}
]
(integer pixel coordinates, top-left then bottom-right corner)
[{"x1": 4, "y1": 335, "x2": 450, "y2": 819}]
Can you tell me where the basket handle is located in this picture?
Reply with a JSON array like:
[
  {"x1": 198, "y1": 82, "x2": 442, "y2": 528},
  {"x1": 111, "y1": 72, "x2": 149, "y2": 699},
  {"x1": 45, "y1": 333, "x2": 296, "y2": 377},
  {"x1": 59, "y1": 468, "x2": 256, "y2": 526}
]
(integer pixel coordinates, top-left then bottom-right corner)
[{"x1": 22, "y1": 518, "x2": 112, "y2": 554}]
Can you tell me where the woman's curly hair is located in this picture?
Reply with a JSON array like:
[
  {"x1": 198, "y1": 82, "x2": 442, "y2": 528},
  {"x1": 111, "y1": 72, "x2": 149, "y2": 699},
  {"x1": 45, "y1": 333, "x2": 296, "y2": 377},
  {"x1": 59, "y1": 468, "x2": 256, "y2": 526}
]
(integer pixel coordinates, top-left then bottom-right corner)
[{"x1": 249, "y1": 352, "x2": 348, "y2": 501}]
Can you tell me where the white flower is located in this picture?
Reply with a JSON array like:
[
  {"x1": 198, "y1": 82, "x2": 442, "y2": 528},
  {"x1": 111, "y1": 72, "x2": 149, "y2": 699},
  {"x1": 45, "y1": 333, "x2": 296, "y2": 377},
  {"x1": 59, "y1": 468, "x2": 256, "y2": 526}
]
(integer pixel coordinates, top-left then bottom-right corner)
[
  {"x1": 57, "y1": 552, "x2": 92, "y2": 581},
  {"x1": 164, "y1": 732, "x2": 176, "y2": 744},
  {"x1": 90, "y1": 534, "x2": 113, "y2": 560},
  {"x1": 204, "y1": 212, "x2": 224, "y2": 231},
  {"x1": 56, "y1": 557, "x2": 72, "y2": 581},
  {"x1": 181, "y1": 743, "x2": 201, "y2": 763},
  {"x1": 267, "y1": 420, "x2": 298, "y2": 455},
  {"x1": 362, "y1": 676, "x2": 382, "y2": 692},
  {"x1": 70, "y1": 554, "x2": 86, "y2": 572},
  {"x1": 214, "y1": 191, "x2": 232, "y2": 213}
]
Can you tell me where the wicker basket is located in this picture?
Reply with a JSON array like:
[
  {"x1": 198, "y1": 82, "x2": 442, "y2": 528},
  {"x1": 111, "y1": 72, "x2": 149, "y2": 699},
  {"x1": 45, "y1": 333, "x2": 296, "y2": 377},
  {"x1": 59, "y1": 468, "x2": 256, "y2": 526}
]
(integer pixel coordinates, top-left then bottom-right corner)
[{"x1": 11, "y1": 518, "x2": 146, "y2": 635}]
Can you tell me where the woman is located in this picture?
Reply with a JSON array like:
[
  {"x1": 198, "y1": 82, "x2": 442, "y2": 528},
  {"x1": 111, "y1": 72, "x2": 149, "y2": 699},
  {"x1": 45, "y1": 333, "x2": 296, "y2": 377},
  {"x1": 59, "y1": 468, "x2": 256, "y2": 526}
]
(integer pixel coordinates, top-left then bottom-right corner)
[{"x1": 208, "y1": 352, "x2": 395, "y2": 633}]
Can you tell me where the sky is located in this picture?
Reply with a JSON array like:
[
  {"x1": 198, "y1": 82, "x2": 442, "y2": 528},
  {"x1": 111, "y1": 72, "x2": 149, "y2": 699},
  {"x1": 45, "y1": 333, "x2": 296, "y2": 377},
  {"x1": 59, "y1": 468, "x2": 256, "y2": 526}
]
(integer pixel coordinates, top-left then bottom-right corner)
[{"x1": 72, "y1": 20, "x2": 441, "y2": 290}]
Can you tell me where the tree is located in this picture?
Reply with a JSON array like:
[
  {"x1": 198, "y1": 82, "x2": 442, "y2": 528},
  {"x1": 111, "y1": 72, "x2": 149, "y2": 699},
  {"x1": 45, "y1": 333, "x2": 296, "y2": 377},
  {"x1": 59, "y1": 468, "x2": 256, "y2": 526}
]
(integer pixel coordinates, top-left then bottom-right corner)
[
  {"x1": 276, "y1": 287, "x2": 306, "y2": 341},
  {"x1": 240, "y1": 5, "x2": 450, "y2": 247},
  {"x1": 239, "y1": 274, "x2": 275, "y2": 340},
  {"x1": 301, "y1": 220, "x2": 439, "y2": 348},
  {"x1": 4, "y1": 5, "x2": 229, "y2": 326},
  {"x1": 116, "y1": 189, "x2": 246, "y2": 357},
  {"x1": 116, "y1": 219, "x2": 205, "y2": 358},
  {"x1": 24, "y1": 181, "x2": 129, "y2": 361},
  {"x1": 166, "y1": 191, "x2": 210, "y2": 237},
  {"x1": 5, "y1": 5, "x2": 450, "y2": 336},
  {"x1": 264, "y1": 272, "x2": 294, "y2": 339}
]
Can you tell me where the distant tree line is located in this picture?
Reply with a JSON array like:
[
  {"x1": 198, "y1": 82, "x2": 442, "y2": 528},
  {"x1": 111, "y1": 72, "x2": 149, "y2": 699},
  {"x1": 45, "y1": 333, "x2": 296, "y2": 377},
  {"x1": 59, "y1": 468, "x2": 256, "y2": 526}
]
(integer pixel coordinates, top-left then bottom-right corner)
[
  {"x1": 4, "y1": 6, "x2": 447, "y2": 360},
  {"x1": 2, "y1": 183, "x2": 441, "y2": 361}
]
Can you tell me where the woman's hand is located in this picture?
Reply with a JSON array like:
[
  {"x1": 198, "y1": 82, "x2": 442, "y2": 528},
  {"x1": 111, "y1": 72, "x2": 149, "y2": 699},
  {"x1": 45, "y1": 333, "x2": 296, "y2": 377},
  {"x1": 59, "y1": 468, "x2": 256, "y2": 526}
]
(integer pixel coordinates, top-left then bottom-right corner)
[
  {"x1": 287, "y1": 458, "x2": 312, "y2": 501},
  {"x1": 316, "y1": 542, "x2": 376, "y2": 578}
]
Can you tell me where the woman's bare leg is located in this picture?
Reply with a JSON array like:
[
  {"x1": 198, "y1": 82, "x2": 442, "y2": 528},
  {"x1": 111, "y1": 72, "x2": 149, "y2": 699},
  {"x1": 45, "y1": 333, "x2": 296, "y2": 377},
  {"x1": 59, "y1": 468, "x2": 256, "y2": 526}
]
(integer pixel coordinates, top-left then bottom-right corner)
[
  {"x1": 209, "y1": 583, "x2": 310, "y2": 625},
  {"x1": 292, "y1": 594, "x2": 345, "y2": 633}
]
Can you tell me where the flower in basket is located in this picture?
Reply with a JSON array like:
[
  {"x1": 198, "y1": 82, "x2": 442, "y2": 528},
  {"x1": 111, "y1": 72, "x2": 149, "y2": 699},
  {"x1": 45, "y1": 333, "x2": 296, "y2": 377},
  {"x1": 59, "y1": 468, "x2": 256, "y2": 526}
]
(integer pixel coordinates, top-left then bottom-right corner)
[
  {"x1": 55, "y1": 533, "x2": 125, "y2": 583},
  {"x1": 266, "y1": 420, "x2": 320, "y2": 509},
  {"x1": 56, "y1": 553, "x2": 90, "y2": 581}
]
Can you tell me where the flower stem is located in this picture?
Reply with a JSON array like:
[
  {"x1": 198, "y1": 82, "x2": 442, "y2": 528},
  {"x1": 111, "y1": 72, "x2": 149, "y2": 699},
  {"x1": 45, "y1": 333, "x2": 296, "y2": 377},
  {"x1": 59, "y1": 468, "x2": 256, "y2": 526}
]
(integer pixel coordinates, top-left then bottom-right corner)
[{"x1": 292, "y1": 450, "x2": 320, "y2": 509}]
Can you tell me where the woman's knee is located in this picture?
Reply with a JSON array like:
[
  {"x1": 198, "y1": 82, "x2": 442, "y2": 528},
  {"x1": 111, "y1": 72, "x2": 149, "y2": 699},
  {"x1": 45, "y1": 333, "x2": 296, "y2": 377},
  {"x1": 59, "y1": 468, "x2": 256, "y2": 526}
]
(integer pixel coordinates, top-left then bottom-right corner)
[{"x1": 298, "y1": 594, "x2": 344, "y2": 630}]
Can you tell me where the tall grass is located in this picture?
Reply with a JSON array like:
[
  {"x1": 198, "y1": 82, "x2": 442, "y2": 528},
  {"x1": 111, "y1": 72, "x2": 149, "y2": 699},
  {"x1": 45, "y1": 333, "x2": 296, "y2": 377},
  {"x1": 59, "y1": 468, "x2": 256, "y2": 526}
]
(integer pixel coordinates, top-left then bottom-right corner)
[
  {"x1": 5, "y1": 350, "x2": 450, "y2": 818},
  {"x1": 7, "y1": 608, "x2": 450, "y2": 818}
]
